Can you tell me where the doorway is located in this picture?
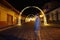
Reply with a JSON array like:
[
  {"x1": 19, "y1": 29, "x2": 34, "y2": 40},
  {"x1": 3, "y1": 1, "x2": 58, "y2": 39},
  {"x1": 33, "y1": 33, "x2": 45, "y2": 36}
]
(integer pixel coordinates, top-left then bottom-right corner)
[{"x1": 7, "y1": 14, "x2": 13, "y2": 25}]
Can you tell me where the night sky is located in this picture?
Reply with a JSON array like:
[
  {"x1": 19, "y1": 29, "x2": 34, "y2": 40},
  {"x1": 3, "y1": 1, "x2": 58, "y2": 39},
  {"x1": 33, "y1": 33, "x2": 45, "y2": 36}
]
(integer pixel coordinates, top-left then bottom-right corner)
[{"x1": 7, "y1": 0, "x2": 59, "y2": 16}]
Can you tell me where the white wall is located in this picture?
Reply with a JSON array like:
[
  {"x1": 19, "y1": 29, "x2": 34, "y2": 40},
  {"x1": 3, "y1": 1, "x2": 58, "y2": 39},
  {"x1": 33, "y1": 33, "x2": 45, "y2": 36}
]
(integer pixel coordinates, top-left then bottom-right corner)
[{"x1": 48, "y1": 7, "x2": 60, "y2": 21}]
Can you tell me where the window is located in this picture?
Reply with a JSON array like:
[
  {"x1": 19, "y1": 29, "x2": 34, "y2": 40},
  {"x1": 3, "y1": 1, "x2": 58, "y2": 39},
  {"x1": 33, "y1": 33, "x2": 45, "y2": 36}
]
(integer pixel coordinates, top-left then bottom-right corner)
[
  {"x1": 56, "y1": 11, "x2": 58, "y2": 21},
  {"x1": 51, "y1": 13, "x2": 54, "y2": 21}
]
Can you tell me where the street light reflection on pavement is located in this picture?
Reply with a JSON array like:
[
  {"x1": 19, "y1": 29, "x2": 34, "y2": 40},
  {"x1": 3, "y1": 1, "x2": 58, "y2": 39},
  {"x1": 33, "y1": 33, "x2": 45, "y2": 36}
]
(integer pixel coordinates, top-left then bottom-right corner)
[{"x1": 44, "y1": 24, "x2": 51, "y2": 26}]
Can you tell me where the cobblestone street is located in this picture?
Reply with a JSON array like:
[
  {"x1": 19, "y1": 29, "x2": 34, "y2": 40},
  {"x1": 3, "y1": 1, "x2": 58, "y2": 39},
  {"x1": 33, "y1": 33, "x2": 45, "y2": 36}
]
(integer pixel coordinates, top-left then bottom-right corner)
[{"x1": 0, "y1": 22, "x2": 60, "y2": 40}]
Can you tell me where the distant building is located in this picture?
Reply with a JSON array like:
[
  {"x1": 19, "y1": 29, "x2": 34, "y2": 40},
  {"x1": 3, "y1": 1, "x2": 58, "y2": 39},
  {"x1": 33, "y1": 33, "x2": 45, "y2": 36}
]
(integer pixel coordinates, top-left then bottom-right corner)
[
  {"x1": 0, "y1": 0, "x2": 19, "y2": 28},
  {"x1": 43, "y1": 1, "x2": 60, "y2": 12},
  {"x1": 43, "y1": 1, "x2": 60, "y2": 24},
  {"x1": 46, "y1": 7, "x2": 60, "y2": 24}
]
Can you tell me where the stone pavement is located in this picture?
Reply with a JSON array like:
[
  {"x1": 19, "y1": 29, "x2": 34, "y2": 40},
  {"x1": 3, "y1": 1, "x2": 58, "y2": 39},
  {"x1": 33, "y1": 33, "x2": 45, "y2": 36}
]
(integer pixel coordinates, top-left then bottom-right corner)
[
  {"x1": 17, "y1": 27, "x2": 60, "y2": 40},
  {"x1": 41, "y1": 28, "x2": 60, "y2": 40},
  {"x1": 0, "y1": 26, "x2": 60, "y2": 40},
  {"x1": 0, "y1": 22, "x2": 60, "y2": 40}
]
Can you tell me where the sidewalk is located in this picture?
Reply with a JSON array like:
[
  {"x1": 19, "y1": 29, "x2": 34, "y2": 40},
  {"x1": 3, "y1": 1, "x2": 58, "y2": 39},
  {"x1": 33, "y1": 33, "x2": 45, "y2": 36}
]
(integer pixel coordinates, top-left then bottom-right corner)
[
  {"x1": 41, "y1": 23, "x2": 60, "y2": 28},
  {"x1": 0, "y1": 24, "x2": 18, "y2": 31}
]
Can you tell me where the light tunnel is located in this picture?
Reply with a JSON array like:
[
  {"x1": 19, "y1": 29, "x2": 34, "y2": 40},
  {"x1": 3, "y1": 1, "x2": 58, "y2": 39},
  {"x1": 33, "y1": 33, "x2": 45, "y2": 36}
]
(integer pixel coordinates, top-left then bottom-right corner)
[{"x1": 17, "y1": 6, "x2": 47, "y2": 26}]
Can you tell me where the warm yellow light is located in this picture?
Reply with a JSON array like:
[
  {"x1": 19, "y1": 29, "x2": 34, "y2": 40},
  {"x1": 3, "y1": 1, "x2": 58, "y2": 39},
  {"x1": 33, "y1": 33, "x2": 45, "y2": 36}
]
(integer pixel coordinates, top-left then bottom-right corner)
[
  {"x1": 44, "y1": 24, "x2": 50, "y2": 26},
  {"x1": 17, "y1": 15, "x2": 21, "y2": 26},
  {"x1": 25, "y1": 17, "x2": 36, "y2": 22},
  {"x1": 30, "y1": 18, "x2": 35, "y2": 21},
  {"x1": 40, "y1": 15, "x2": 43, "y2": 17},
  {"x1": 32, "y1": 18, "x2": 35, "y2": 21},
  {"x1": 25, "y1": 18, "x2": 30, "y2": 22},
  {"x1": 44, "y1": 16, "x2": 47, "y2": 25}
]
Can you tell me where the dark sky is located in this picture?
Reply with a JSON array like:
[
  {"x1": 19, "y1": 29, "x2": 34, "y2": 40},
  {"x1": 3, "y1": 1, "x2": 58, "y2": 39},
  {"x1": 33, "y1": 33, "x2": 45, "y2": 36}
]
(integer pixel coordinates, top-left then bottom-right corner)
[
  {"x1": 7, "y1": 0, "x2": 54, "y2": 11},
  {"x1": 7, "y1": 0, "x2": 59, "y2": 16}
]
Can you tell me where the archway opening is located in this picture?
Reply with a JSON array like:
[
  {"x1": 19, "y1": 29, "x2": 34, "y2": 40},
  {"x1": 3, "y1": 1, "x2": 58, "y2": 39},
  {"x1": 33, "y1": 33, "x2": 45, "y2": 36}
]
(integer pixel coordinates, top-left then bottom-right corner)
[
  {"x1": 25, "y1": 14, "x2": 35, "y2": 22},
  {"x1": 17, "y1": 6, "x2": 47, "y2": 26}
]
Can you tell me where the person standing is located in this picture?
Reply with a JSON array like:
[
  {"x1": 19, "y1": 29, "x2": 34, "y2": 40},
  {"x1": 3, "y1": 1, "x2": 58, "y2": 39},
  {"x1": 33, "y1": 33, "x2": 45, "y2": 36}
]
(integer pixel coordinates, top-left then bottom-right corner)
[{"x1": 34, "y1": 14, "x2": 41, "y2": 40}]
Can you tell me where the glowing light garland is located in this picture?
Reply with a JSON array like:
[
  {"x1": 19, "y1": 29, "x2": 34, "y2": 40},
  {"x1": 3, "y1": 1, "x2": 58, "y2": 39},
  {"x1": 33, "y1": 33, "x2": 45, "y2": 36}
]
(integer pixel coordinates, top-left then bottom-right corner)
[{"x1": 17, "y1": 6, "x2": 47, "y2": 26}]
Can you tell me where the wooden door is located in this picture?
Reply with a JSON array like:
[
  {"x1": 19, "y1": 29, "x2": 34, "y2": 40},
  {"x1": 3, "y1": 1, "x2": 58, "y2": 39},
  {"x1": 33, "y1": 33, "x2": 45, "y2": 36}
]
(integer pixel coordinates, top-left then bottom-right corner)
[{"x1": 7, "y1": 14, "x2": 13, "y2": 25}]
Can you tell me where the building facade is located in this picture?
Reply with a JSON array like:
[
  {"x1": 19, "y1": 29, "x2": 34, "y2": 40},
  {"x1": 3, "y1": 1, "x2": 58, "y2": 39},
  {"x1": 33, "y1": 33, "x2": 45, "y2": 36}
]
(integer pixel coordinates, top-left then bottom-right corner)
[
  {"x1": 0, "y1": 1, "x2": 19, "y2": 28},
  {"x1": 43, "y1": 1, "x2": 60, "y2": 24},
  {"x1": 46, "y1": 7, "x2": 60, "y2": 24}
]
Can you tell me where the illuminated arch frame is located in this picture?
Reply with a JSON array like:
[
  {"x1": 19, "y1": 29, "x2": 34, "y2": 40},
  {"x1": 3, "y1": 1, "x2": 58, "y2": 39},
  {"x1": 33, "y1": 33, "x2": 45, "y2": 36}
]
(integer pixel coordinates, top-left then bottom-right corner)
[{"x1": 18, "y1": 6, "x2": 47, "y2": 26}]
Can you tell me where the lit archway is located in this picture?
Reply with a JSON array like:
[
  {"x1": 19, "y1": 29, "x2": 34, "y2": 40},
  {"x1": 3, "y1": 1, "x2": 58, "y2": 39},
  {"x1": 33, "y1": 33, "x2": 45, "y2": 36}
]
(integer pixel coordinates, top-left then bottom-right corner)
[{"x1": 17, "y1": 6, "x2": 47, "y2": 26}]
